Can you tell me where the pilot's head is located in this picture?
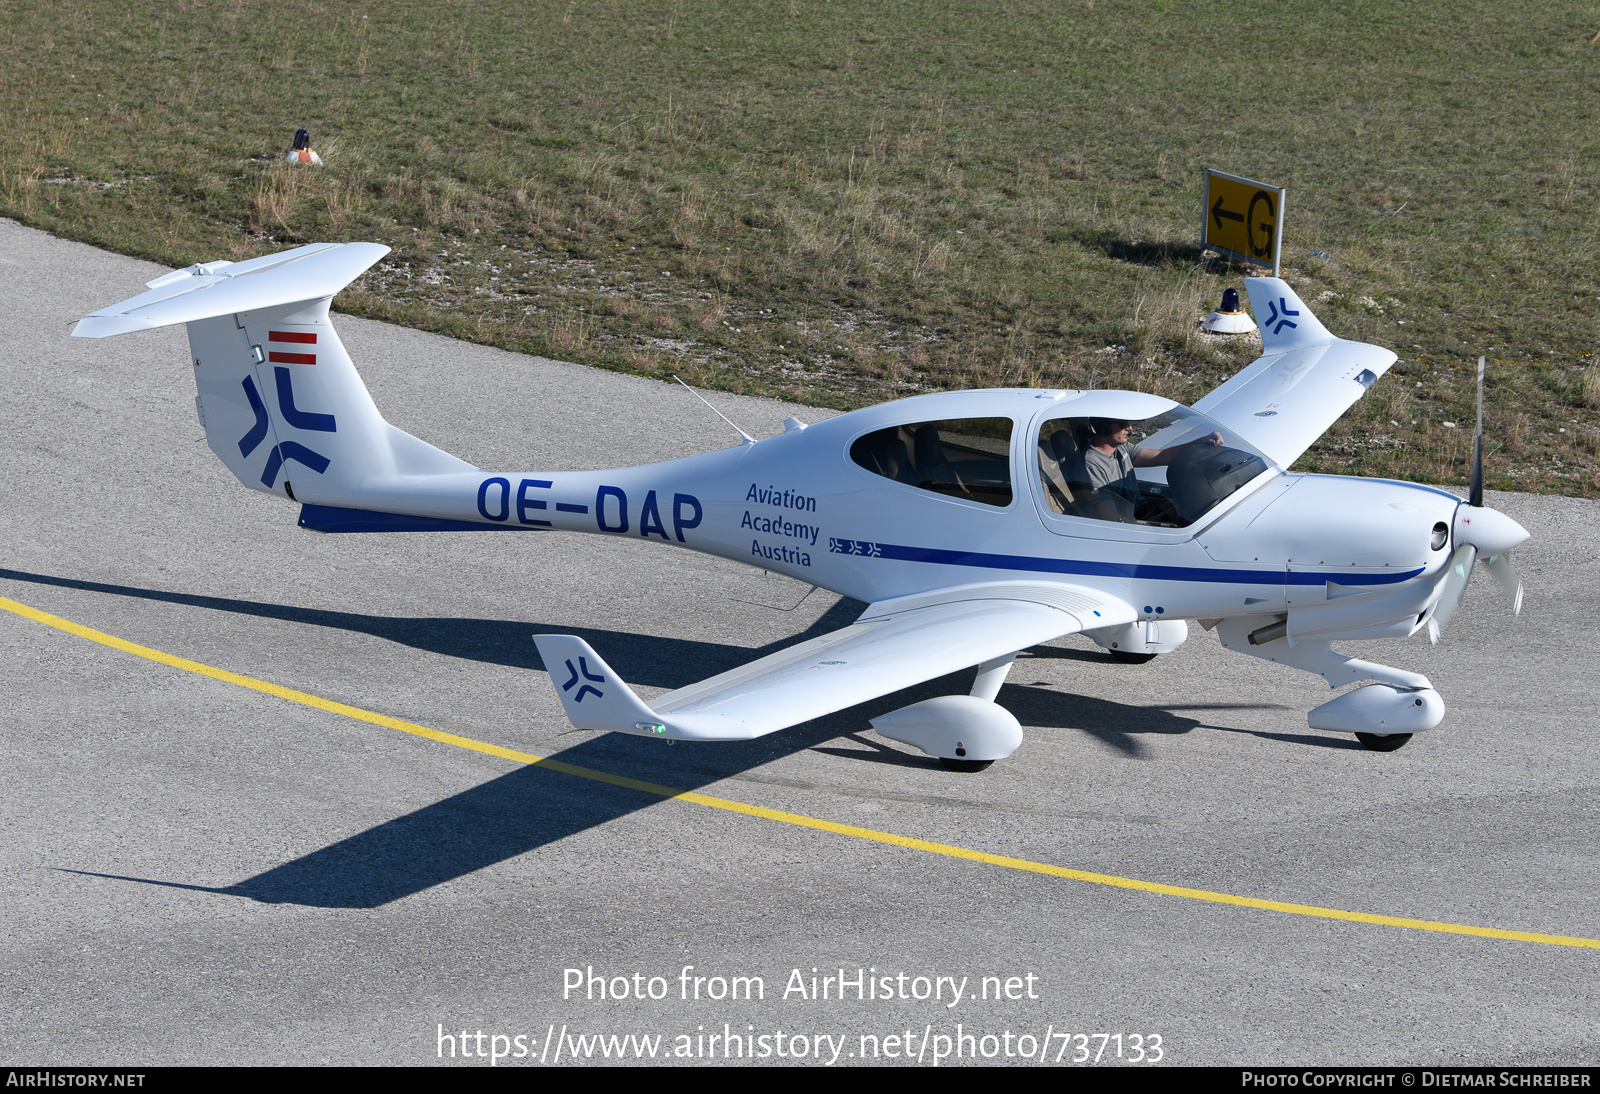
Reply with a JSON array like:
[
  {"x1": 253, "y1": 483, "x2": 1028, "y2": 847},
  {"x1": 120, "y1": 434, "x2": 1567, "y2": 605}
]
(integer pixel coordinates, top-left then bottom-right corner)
[{"x1": 1090, "y1": 418, "x2": 1132, "y2": 441}]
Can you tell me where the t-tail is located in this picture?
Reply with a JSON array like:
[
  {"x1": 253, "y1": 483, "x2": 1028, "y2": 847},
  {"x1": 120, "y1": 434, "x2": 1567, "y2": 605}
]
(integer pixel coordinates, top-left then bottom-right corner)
[{"x1": 73, "y1": 243, "x2": 477, "y2": 513}]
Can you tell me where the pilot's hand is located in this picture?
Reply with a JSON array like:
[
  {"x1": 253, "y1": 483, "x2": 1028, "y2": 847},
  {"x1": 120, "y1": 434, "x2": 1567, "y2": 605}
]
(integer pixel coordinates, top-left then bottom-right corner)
[{"x1": 1203, "y1": 431, "x2": 1224, "y2": 446}]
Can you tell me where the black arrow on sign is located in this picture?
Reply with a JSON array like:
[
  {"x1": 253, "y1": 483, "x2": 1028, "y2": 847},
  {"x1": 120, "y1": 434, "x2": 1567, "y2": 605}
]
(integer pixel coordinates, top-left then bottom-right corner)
[{"x1": 1211, "y1": 196, "x2": 1245, "y2": 230}]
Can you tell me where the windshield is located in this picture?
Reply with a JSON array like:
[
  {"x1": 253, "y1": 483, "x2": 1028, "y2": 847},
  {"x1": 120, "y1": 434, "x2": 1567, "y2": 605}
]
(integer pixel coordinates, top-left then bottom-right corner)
[{"x1": 1037, "y1": 406, "x2": 1271, "y2": 527}]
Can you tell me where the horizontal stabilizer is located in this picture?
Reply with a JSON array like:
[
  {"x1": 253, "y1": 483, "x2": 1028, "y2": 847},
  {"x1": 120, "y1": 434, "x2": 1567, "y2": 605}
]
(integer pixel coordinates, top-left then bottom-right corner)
[
  {"x1": 1193, "y1": 277, "x2": 1397, "y2": 468},
  {"x1": 73, "y1": 242, "x2": 389, "y2": 338}
]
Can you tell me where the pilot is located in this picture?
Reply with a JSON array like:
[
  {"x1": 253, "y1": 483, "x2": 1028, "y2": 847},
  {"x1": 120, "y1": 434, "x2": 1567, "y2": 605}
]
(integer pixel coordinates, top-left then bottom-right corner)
[{"x1": 1080, "y1": 417, "x2": 1224, "y2": 520}]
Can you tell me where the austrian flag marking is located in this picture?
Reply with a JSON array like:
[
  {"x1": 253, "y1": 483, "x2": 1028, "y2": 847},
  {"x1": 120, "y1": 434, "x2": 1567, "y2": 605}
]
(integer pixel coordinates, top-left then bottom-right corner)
[{"x1": 268, "y1": 330, "x2": 318, "y2": 365}]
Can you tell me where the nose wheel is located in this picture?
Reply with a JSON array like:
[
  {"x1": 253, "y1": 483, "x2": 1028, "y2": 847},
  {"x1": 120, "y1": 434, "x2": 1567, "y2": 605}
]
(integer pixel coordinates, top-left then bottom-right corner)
[
  {"x1": 1110, "y1": 650, "x2": 1159, "y2": 664},
  {"x1": 1355, "y1": 732, "x2": 1413, "y2": 752}
]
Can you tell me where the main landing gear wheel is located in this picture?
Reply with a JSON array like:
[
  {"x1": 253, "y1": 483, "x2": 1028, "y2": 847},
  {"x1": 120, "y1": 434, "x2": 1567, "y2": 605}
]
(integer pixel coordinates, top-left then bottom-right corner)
[
  {"x1": 1356, "y1": 732, "x2": 1413, "y2": 752},
  {"x1": 939, "y1": 757, "x2": 995, "y2": 772},
  {"x1": 1110, "y1": 650, "x2": 1159, "y2": 664}
]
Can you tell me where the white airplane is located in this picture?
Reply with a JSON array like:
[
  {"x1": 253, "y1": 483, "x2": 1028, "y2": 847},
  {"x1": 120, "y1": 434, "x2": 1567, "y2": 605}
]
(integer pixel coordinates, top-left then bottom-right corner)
[{"x1": 75, "y1": 243, "x2": 1527, "y2": 768}]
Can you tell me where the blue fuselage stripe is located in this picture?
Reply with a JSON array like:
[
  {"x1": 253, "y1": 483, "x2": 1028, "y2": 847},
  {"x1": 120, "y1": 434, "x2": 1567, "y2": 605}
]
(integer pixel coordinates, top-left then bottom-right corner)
[{"x1": 870, "y1": 542, "x2": 1423, "y2": 586}]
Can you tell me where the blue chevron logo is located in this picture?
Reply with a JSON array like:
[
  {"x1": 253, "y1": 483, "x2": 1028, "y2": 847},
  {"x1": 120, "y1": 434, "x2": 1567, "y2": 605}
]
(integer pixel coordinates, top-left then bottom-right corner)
[
  {"x1": 238, "y1": 376, "x2": 270, "y2": 457},
  {"x1": 237, "y1": 371, "x2": 336, "y2": 487},
  {"x1": 1265, "y1": 298, "x2": 1299, "y2": 336},
  {"x1": 260, "y1": 441, "x2": 330, "y2": 487},
  {"x1": 561, "y1": 657, "x2": 606, "y2": 702}
]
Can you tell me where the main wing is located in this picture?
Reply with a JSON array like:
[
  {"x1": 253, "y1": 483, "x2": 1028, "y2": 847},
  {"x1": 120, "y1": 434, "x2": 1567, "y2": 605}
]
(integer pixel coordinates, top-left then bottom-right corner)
[
  {"x1": 533, "y1": 582, "x2": 1134, "y2": 741},
  {"x1": 1193, "y1": 277, "x2": 1398, "y2": 468}
]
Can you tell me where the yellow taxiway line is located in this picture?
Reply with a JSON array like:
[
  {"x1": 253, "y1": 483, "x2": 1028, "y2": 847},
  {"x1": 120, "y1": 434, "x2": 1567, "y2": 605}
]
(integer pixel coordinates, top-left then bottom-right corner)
[{"x1": 4, "y1": 591, "x2": 1597, "y2": 951}]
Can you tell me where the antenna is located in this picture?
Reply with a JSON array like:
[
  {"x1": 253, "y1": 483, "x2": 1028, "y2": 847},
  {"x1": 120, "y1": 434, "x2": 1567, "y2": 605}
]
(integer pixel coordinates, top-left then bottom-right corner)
[
  {"x1": 732, "y1": 583, "x2": 819, "y2": 613},
  {"x1": 674, "y1": 376, "x2": 755, "y2": 445}
]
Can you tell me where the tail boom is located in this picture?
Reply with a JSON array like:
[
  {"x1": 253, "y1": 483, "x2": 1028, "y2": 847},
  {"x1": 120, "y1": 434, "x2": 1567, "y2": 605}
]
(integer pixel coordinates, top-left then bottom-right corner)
[{"x1": 76, "y1": 243, "x2": 737, "y2": 569}]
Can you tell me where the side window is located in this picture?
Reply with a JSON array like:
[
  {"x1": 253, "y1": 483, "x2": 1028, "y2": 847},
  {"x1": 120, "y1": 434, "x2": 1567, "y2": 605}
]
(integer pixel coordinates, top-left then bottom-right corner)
[{"x1": 850, "y1": 418, "x2": 1014, "y2": 507}]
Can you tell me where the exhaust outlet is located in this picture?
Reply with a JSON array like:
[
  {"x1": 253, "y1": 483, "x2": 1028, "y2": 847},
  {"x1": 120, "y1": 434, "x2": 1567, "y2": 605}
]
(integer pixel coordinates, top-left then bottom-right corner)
[{"x1": 1248, "y1": 619, "x2": 1288, "y2": 646}]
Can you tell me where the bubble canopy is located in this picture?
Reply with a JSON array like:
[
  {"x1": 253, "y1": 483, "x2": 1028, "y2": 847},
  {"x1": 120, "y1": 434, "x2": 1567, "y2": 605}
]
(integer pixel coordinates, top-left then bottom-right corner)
[{"x1": 1035, "y1": 395, "x2": 1275, "y2": 528}]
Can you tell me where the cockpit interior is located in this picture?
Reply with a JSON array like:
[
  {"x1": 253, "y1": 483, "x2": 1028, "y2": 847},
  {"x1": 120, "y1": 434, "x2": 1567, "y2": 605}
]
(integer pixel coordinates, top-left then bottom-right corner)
[{"x1": 848, "y1": 401, "x2": 1272, "y2": 529}]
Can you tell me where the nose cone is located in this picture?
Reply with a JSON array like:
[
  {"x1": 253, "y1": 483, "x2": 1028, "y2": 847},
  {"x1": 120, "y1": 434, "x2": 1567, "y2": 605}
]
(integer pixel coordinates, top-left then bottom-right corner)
[{"x1": 1454, "y1": 505, "x2": 1529, "y2": 556}]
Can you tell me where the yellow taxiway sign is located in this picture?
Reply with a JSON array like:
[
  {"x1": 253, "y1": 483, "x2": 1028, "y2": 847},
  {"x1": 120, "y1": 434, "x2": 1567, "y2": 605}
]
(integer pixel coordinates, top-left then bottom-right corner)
[{"x1": 1203, "y1": 169, "x2": 1285, "y2": 275}]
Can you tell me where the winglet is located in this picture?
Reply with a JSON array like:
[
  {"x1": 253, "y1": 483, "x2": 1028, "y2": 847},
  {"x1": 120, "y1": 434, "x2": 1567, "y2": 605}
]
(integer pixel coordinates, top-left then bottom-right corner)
[
  {"x1": 1243, "y1": 277, "x2": 1334, "y2": 352},
  {"x1": 530, "y1": 635, "x2": 755, "y2": 741}
]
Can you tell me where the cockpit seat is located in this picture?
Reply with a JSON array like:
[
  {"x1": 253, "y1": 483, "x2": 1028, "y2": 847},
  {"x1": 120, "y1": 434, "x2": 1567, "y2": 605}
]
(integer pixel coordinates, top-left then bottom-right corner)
[{"x1": 1036, "y1": 427, "x2": 1079, "y2": 514}]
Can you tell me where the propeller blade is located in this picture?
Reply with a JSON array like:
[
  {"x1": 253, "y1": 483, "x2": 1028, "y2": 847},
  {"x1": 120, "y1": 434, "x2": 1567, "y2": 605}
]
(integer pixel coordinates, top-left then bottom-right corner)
[
  {"x1": 1468, "y1": 356, "x2": 1485, "y2": 507},
  {"x1": 1431, "y1": 544, "x2": 1477, "y2": 633},
  {"x1": 1483, "y1": 552, "x2": 1524, "y2": 615}
]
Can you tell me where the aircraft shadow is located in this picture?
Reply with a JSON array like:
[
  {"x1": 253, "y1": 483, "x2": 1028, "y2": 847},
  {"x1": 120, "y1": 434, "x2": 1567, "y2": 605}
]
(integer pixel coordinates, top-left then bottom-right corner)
[
  {"x1": 62, "y1": 672, "x2": 973, "y2": 910},
  {"x1": 0, "y1": 566, "x2": 830, "y2": 690},
  {"x1": 809, "y1": 730, "x2": 938, "y2": 770},
  {"x1": 1211, "y1": 725, "x2": 1367, "y2": 751},
  {"x1": 1002, "y1": 684, "x2": 1201, "y2": 757},
  {"x1": 8, "y1": 567, "x2": 1333, "y2": 909},
  {"x1": 1005, "y1": 687, "x2": 1327, "y2": 757},
  {"x1": 9, "y1": 566, "x2": 969, "y2": 908},
  {"x1": 1014, "y1": 645, "x2": 1112, "y2": 665}
]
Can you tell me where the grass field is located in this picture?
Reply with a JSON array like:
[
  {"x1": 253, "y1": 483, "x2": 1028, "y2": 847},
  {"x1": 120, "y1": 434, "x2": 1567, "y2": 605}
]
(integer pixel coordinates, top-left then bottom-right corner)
[{"x1": 2, "y1": 1, "x2": 1597, "y2": 494}]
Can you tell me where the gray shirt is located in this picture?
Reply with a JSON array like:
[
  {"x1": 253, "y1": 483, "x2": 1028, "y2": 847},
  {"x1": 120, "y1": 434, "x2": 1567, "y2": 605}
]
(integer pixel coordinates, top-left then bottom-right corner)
[
  {"x1": 1081, "y1": 442, "x2": 1139, "y2": 495},
  {"x1": 1078, "y1": 441, "x2": 1140, "y2": 519}
]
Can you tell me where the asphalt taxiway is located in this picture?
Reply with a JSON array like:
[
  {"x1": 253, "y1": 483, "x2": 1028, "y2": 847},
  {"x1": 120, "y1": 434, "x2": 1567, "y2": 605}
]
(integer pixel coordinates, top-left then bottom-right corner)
[{"x1": 1, "y1": 220, "x2": 1596, "y2": 1066}]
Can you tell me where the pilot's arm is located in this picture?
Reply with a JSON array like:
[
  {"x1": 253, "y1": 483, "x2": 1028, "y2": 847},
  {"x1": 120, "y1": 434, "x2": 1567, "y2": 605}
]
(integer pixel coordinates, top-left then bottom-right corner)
[{"x1": 1133, "y1": 431, "x2": 1224, "y2": 468}]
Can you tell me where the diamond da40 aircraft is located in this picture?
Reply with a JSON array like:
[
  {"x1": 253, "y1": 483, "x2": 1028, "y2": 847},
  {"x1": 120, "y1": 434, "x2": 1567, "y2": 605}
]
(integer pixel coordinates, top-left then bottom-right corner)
[{"x1": 76, "y1": 242, "x2": 1528, "y2": 768}]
